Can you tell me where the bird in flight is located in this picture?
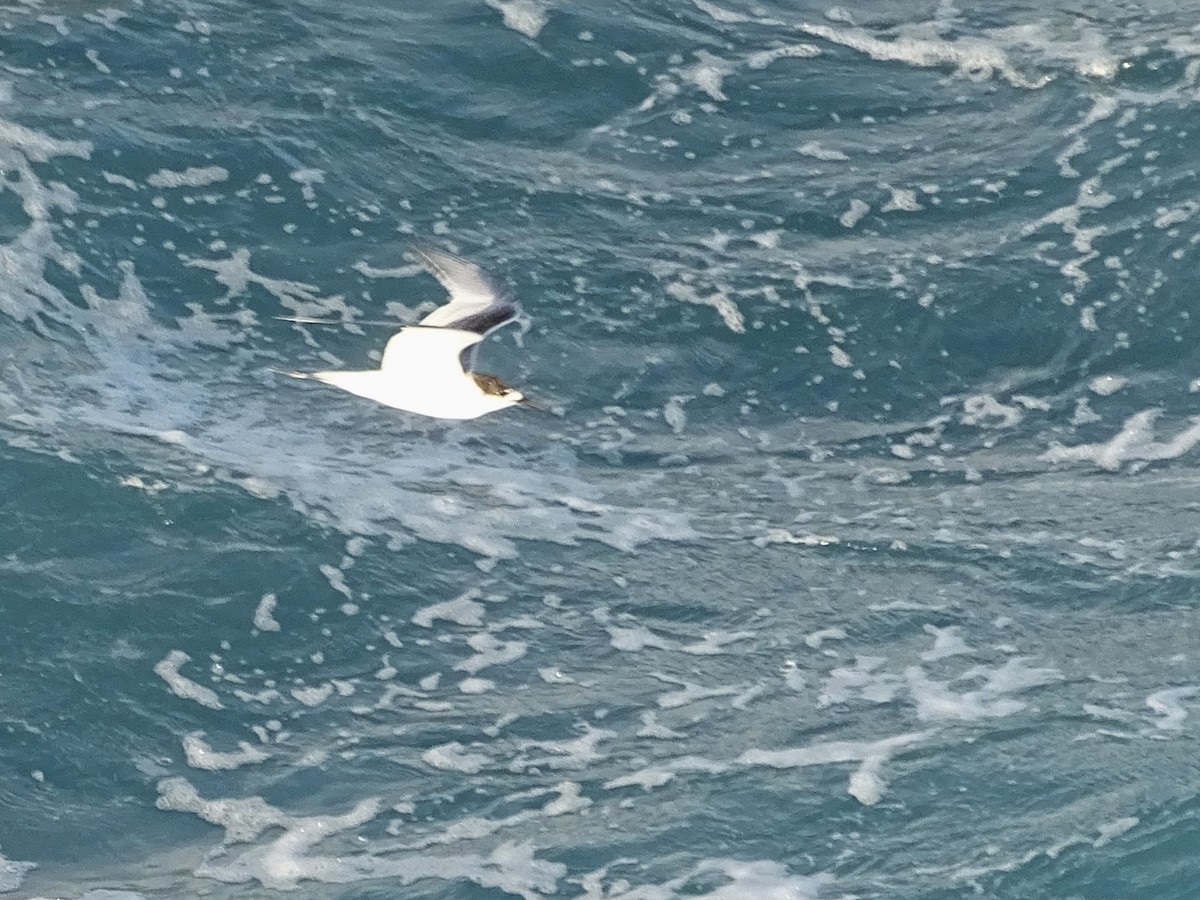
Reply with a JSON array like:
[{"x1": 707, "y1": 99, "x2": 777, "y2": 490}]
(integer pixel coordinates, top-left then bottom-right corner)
[{"x1": 282, "y1": 244, "x2": 530, "y2": 420}]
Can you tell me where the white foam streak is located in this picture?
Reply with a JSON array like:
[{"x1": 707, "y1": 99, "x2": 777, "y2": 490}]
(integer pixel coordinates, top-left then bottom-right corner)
[
  {"x1": 800, "y1": 22, "x2": 1046, "y2": 88},
  {"x1": 485, "y1": 0, "x2": 548, "y2": 39},
  {"x1": 154, "y1": 650, "x2": 224, "y2": 710},
  {"x1": 146, "y1": 165, "x2": 229, "y2": 188},
  {"x1": 158, "y1": 777, "x2": 566, "y2": 894},
  {"x1": 906, "y1": 658, "x2": 1059, "y2": 722},
  {"x1": 578, "y1": 859, "x2": 831, "y2": 900},
  {"x1": 0, "y1": 848, "x2": 35, "y2": 892},
  {"x1": 253, "y1": 592, "x2": 281, "y2": 632},
  {"x1": 740, "y1": 731, "x2": 932, "y2": 806},
  {"x1": 1043, "y1": 410, "x2": 1200, "y2": 471},
  {"x1": 1146, "y1": 686, "x2": 1198, "y2": 731},
  {"x1": 183, "y1": 732, "x2": 270, "y2": 770},
  {"x1": 413, "y1": 590, "x2": 487, "y2": 628},
  {"x1": 423, "y1": 741, "x2": 491, "y2": 774}
]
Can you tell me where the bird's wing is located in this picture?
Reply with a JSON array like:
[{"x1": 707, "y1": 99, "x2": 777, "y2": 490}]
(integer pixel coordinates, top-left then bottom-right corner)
[
  {"x1": 380, "y1": 326, "x2": 483, "y2": 381},
  {"x1": 409, "y1": 243, "x2": 519, "y2": 336}
]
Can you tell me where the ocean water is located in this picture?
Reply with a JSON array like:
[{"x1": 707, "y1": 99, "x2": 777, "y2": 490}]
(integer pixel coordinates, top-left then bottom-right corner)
[{"x1": 2, "y1": 0, "x2": 1200, "y2": 897}]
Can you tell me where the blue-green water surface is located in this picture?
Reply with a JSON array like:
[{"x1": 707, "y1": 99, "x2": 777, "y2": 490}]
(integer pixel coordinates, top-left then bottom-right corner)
[{"x1": 3, "y1": 1, "x2": 1200, "y2": 898}]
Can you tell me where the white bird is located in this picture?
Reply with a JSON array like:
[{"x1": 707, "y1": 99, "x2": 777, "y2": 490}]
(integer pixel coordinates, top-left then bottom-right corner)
[{"x1": 283, "y1": 244, "x2": 530, "y2": 420}]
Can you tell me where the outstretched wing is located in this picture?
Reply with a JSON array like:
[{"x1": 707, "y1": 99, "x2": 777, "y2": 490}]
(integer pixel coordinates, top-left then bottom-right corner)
[
  {"x1": 380, "y1": 326, "x2": 482, "y2": 381},
  {"x1": 409, "y1": 243, "x2": 519, "y2": 336}
]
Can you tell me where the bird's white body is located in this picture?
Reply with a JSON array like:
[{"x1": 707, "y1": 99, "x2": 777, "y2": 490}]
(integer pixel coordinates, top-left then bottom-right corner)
[
  {"x1": 285, "y1": 245, "x2": 526, "y2": 420},
  {"x1": 307, "y1": 328, "x2": 521, "y2": 420}
]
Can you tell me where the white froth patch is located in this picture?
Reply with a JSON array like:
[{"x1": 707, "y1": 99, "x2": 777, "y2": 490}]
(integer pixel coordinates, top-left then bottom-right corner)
[
  {"x1": 183, "y1": 731, "x2": 270, "y2": 770},
  {"x1": 681, "y1": 51, "x2": 733, "y2": 101},
  {"x1": 458, "y1": 676, "x2": 495, "y2": 694},
  {"x1": 288, "y1": 167, "x2": 324, "y2": 201},
  {"x1": 1154, "y1": 199, "x2": 1199, "y2": 229},
  {"x1": 1146, "y1": 686, "x2": 1198, "y2": 731},
  {"x1": 907, "y1": 658, "x2": 1059, "y2": 722},
  {"x1": 605, "y1": 756, "x2": 729, "y2": 791},
  {"x1": 881, "y1": 185, "x2": 923, "y2": 212},
  {"x1": 514, "y1": 726, "x2": 614, "y2": 771},
  {"x1": 608, "y1": 623, "x2": 674, "y2": 651},
  {"x1": 663, "y1": 394, "x2": 691, "y2": 434},
  {"x1": 291, "y1": 683, "x2": 335, "y2": 707},
  {"x1": 102, "y1": 171, "x2": 139, "y2": 189},
  {"x1": 583, "y1": 859, "x2": 831, "y2": 900},
  {"x1": 799, "y1": 22, "x2": 1046, "y2": 88},
  {"x1": 85, "y1": 49, "x2": 111, "y2": 74},
  {"x1": 740, "y1": 731, "x2": 931, "y2": 806},
  {"x1": 828, "y1": 345, "x2": 853, "y2": 368},
  {"x1": 804, "y1": 627, "x2": 847, "y2": 650},
  {"x1": 753, "y1": 528, "x2": 839, "y2": 548},
  {"x1": 681, "y1": 630, "x2": 755, "y2": 655},
  {"x1": 156, "y1": 778, "x2": 564, "y2": 895},
  {"x1": 455, "y1": 633, "x2": 527, "y2": 674},
  {"x1": 819, "y1": 656, "x2": 903, "y2": 708},
  {"x1": 665, "y1": 281, "x2": 745, "y2": 333},
  {"x1": 1089, "y1": 375, "x2": 1127, "y2": 396},
  {"x1": 146, "y1": 165, "x2": 228, "y2": 189},
  {"x1": 154, "y1": 650, "x2": 224, "y2": 710},
  {"x1": 691, "y1": 0, "x2": 750, "y2": 23},
  {"x1": 655, "y1": 676, "x2": 745, "y2": 709},
  {"x1": 796, "y1": 141, "x2": 848, "y2": 161},
  {"x1": 0, "y1": 848, "x2": 35, "y2": 892},
  {"x1": 839, "y1": 198, "x2": 869, "y2": 228},
  {"x1": 1042, "y1": 410, "x2": 1200, "y2": 471},
  {"x1": 423, "y1": 741, "x2": 491, "y2": 774},
  {"x1": 413, "y1": 590, "x2": 486, "y2": 627},
  {"x1": 253, "y1": 592, "x2": 281, "y2": 632},
  {"x1": 747, "y1": 43, "x2": 821, "y2": 69},
  {"x1": 319, "y1": 563, "x2": 353, "y2": 601},
  {"x1": 637, "y1": 711, "x2": 685, "y2": 740},
  {"x1": 920, "y1": 625, "x2": 973, "y2": 661},
  {"x1": 485, "y1": 0, "x2": 548, "y2": 39},
  {"x1": 959, "y1": 393, "x2": 1022, "y2": 428}
]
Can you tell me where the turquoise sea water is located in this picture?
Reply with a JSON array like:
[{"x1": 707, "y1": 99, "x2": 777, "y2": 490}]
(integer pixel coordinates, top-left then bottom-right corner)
[{"x1": 3, "y1": 1, "x2": 1200, "y2": 897}]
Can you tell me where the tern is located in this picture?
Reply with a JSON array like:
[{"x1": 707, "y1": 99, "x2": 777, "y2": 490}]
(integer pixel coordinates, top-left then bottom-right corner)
[{"x1": 282, "y1": 244, "x2": 529, "y2": 420}]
